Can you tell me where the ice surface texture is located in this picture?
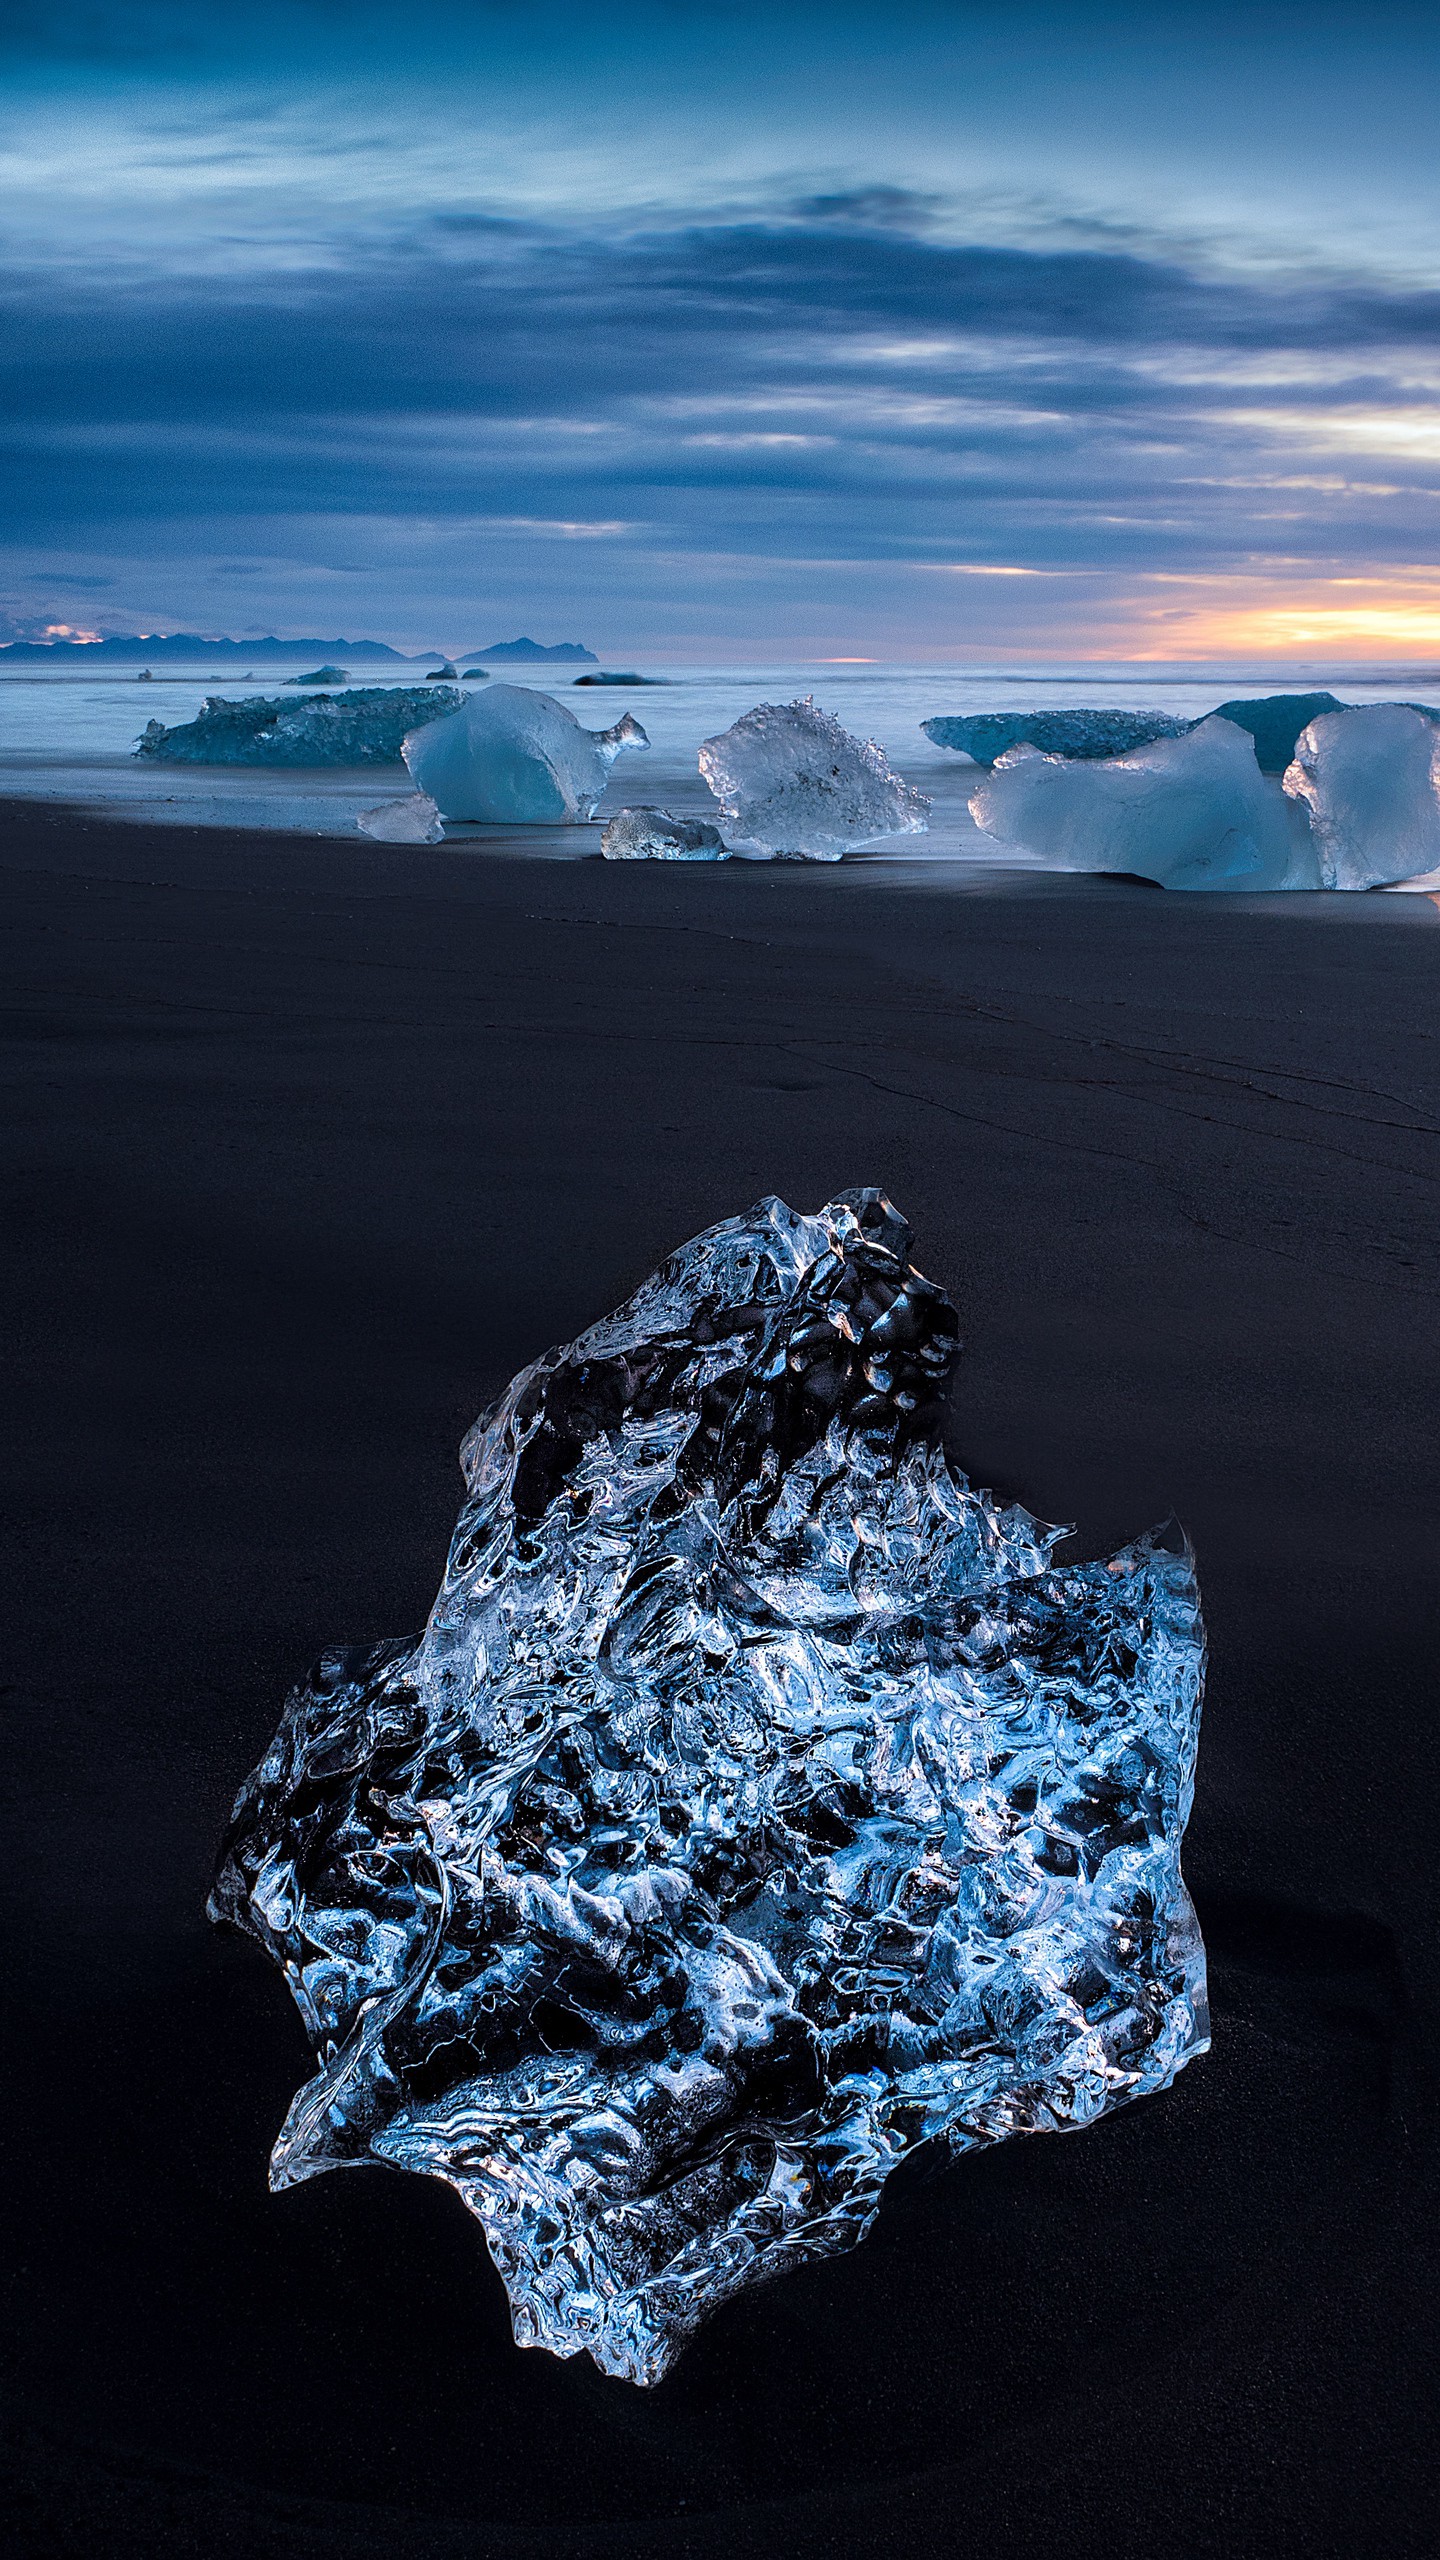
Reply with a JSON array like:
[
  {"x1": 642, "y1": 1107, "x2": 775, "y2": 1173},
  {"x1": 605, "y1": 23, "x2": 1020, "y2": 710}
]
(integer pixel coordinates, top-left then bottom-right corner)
[
  {"x1": 403, "y1": 682, "x2": 648, "y2": 822},
  {"x1": 1283, "y1": 704, "x2": 1440, "y2": 888},
  {"x1": 134, "y1": 687, "x2": 462, "y2": 765},
  {"x1": 211, "y1": 1190, "x2": 1209, "y2": 2386},
  {"x1": 699, "y1": 698, "x2": 929, "y2": 857},
  {"x1": 601, "y1": 807, "x2": 728, "y2": 861},
  {"x1": 970, "y1": 715, "x2": 1314, "y2": 891},
  {"x1": 923, "y1": 709, "x2": 1189, "y2": 762}
]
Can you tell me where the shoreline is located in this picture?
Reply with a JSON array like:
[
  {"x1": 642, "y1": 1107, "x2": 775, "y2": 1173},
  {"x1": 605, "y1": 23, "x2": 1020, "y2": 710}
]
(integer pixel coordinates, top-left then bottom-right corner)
[{"x1": 3, "y1": 788, "x2": 1438, "y2": 909}]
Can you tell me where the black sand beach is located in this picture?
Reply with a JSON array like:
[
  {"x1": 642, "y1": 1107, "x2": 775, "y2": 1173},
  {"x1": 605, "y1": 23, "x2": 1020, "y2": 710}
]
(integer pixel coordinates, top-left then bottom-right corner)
[{"x1": 3, "y1": 800, "x2": 1437, "y2": 2559}]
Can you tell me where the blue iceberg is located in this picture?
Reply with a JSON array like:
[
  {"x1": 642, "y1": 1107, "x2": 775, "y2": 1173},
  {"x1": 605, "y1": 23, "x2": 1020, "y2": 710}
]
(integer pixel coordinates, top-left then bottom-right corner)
[
  {"x1": 969, "y1": 715, "x2": 1315, "y2": 890},
  {"x1": 1209, "y1": 692, "x2": 1348, "y2": 774},
  {"x1": 134, "y1": 686, "x2": 462, "y2": 765},
  {"x1": 923, "y1": 709, "x2": 1190, "y2": 762},
  {"x1": 403, "y1": 682, "x2": 648, "y2": 822},
  {"x1": 210, "y1": 1190, "x2": 1209, "y2": 2384}
]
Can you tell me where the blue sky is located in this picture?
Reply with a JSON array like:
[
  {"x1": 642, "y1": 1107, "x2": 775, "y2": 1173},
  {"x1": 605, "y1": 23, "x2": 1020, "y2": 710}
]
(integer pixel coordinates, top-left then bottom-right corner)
[{"x1": 5, "y1": 1, "x2": 1440, "y2": 660}]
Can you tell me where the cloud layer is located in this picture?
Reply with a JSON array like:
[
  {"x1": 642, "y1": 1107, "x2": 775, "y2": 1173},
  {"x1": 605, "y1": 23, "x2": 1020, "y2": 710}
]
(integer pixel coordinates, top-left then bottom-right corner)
[{"x1": 6, "y1": 10, "x2": 1440, "y2": 656}]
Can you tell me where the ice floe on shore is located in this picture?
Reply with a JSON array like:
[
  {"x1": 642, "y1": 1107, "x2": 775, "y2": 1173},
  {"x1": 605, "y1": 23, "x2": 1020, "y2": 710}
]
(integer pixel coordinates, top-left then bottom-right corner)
[
  {"x1": 1282, "y1": 704, "x2": 1440, "y2": 890},
  {"x1": 699, "y1": 696, "x2": 929, "y2": 858},
  {"x1": 210, "y1": 1186, "x2": 1208, "y2": 2384},
  {"x1": 135, "y1": 686, "x2": 461, "y2": 764},
  {"x1": 356, "y1": 791, "x2": 445, "y2": 844},
  {"x1": 403, "y1": 683, "x2": 648, "y2": 821},
  {"x1": 969, "y1": 717, "x2": 1308, "y2": 891},
  {"x1": 959, "y1": 697, "x2": 1440, "y2": 892},
  {"x1": 601, "y1": 806, "x2": 728, "y2": 860}
]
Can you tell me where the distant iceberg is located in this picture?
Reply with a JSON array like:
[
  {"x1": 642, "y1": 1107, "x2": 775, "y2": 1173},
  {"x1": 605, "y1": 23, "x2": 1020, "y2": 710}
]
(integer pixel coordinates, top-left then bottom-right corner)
[
  {"x1": 969, "y1": 716, "x2": 1310, "y2": 891},
  {"x1": 924, "y1": 708, "x2": 1189, "y2": 762},
  {"x1": 134, "y1": 686, "x2": 462, "y2": 766},
  {"x1": 463, "y1": 638, "x2": 598, "y2": 664},
  {"x1": 699, "y1": 697, "x2": 929, "y2": 858},
  {"x1": 403, "y1": 683, "x2": 648, "y2": 821},
  {"x1": 1282, "y1": 705, "x2": 1440, "y2": 888}
]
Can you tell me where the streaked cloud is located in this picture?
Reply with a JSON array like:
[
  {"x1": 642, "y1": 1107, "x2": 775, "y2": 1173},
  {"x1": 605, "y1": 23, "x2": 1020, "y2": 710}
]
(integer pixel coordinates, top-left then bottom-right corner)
[{"x1": 5, "y1": 5, "x2": 1440, "y2": 653}]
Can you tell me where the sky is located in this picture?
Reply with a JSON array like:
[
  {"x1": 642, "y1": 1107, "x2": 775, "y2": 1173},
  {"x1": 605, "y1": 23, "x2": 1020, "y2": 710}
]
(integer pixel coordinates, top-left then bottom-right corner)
[{"x1": 5, "y1": 0, "x2": 1440, "y2": 662}]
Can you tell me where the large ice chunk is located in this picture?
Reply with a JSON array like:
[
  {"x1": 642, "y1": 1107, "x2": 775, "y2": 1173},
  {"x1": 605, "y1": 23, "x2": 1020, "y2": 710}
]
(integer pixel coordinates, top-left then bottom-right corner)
[
  {"x1": 923, "y1": 708, "x2": 1189, "y2": 762},
  {"x1": 601, "y1": 806, "x2": 728, "y2": 861},
  {"x1": 698, "y1": 697, "x2": 929, "y2": 857},
  {"x1": 134, "y1": 687, "x2": 462, "y2": 765},
  {"x1": 1282, "y1": 704, "x2": 1440, "y2": 888},
  {"x1": 210, "y1": 1189, "x2": 1208, "y2": 2387},
  {"x1": 403, "y1": 682, "x2": 648, "y2": 822},
  {"x1": 970, "y1": 714, "x2": 1310, "y2": 890}
]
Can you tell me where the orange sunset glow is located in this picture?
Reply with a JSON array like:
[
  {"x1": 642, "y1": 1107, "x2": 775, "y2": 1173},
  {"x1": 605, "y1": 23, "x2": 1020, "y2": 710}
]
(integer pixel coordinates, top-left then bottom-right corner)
[{"x1": 1116, "y1": 572, "x2": 1440, "y2": 662}]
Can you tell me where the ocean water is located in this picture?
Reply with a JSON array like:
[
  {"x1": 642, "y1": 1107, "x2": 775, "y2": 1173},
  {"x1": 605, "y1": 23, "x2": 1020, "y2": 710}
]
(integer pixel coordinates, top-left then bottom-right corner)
[{"x1": 2, "y1": 659, "x2": 1438, "y2": 880}]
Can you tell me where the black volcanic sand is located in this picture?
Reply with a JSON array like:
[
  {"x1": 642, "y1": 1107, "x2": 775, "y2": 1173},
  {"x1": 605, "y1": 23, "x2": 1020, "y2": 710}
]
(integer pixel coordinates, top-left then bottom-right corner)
[{"x1": 3, "y1": 801, "x2": 1437, "y2": 2560}]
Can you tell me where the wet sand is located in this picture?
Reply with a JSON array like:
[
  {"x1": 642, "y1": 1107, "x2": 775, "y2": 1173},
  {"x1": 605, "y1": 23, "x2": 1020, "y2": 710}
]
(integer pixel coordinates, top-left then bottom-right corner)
[{"x1": 3, "y1": 799, "x2": 1438, "y2": 2560}]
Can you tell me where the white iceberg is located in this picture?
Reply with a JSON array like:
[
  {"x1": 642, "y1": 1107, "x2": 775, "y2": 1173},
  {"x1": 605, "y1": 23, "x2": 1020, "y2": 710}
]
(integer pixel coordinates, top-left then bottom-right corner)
[
  {"x1": 601, "y1": 806, "x2": 728, "y2": 862},
  {"x1": 357, "y1": 792, "x2": 445, "y2": 844},
  {"x1": 403, "y1": 683, "x2": 648, "y2": 822},
  {"x1": 698, "y1": 697, "x2": 929, "y2": 859},
  {"x1": 1282, "y1": 705, "x2": 1440, "y2": 889},
  {"x1": 969, "y1": 715, "x2": 1312, "y2": 891}
]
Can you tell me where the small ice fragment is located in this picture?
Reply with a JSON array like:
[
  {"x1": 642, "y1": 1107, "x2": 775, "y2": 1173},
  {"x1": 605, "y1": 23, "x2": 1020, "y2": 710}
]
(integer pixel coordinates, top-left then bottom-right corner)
[
  {"x1": 357, "y1": 793, "x2": 444, "y2": 844},
  {"x1": 970, "y1": 715, "x2": 1308, "y2": 891},
  {"x1": 923, "y1": 709, "x2": 1190, "y2": 762},
  {"x1": 601, "y1": 806, "x2": 728, "y2": 861},
  {"x1": 1283, "y1": 704, "x2": 1440, "y2": 888},
  {"x1": 698, "y1": 696, "x2": 929, "y2": 858},
  {"x1": 133, "y1": 687, "x2": 463, "y2": 766},
  {"x1": 285, "y1": 664, "x2": 348, "y2": 687},
  {"x1": 403, "y1": 683, "x2": 648, "y2": 822}
]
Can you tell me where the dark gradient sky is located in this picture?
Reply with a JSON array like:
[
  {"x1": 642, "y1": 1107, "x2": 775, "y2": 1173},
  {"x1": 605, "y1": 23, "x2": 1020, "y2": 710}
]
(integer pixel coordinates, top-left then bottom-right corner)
[{"x1": 5, "y1": 1, "x2": 1440, "y2": 658}]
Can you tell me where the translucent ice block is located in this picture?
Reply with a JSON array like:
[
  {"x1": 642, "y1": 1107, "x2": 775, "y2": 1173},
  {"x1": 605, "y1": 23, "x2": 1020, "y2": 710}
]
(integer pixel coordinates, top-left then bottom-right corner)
[
  {"x1": 601, "y1": 806, "x2": 728, "y2": 860},
  {"x1": 970, "y1": 715, "x2": 1310, "y2": 890},
  {"x1": 403, "y1": 683, "x2": 648, "y2": 822},
  {"x1": 699, "y1": 697, "x2": 929, "y2": 857},
  {"x1": 1282, "y1": 704, "x2": 1440, "y2": 888},
  {"x1": 211, "y1": 1190, "x2": 1209, "y2": 2385}
]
